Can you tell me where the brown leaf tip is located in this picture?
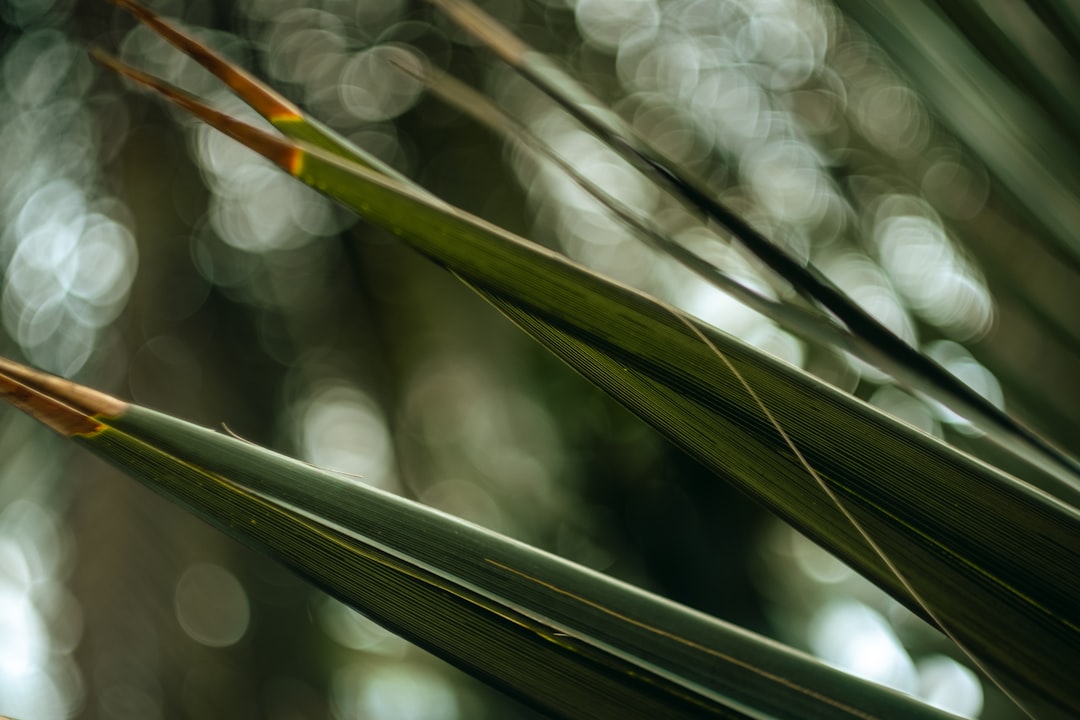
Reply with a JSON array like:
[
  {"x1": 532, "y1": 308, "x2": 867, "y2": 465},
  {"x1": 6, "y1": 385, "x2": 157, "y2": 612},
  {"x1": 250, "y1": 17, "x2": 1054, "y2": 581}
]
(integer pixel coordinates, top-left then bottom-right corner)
[
  {"x1": 92, "y1": 49, "x2": 301, "y2": 174},
  {"x1": 112, "y1": 0, "x2": 302, "y2": 123},
  {"x1": 0, "y1": 357, "x2": 126, "y2": 436}
]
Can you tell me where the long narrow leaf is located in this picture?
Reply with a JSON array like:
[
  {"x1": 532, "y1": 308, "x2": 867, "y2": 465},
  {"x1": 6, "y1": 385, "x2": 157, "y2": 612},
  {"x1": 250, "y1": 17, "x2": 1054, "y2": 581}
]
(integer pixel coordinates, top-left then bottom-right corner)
[
  {"x1": 427, "y1": 0, "x2": 1080, "y2": 495},
  {"x1": 109, "y1": 0, "x2": 399, "y2": 178},
  {"x1": 407, "y1": 64, "x2": 1080, "y2": 493},
  {"x1": 0, "y1": 357, "x2": 960, "y2": 720},
  {"x1": 405, "y1": 63, "x2": 862, "y2": 360},
  {"x1": 108, "y1": 0, "x2": 1080, "y2": 501},
  {"x1": 95, "y1": 8, "x2": 1080, "y2": 714},
  {"x1": 91, "y1": 62, "x2": 1080, "y2": 717}
]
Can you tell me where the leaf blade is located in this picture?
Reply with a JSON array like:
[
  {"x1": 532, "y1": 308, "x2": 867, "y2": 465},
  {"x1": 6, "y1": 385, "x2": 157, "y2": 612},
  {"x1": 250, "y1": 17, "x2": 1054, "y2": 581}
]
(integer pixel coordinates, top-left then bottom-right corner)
[
  {"x1": 92, "y1": 11, "x2": 1080, "y2": 714},
  {"x1": 428, "y1": 0, "x2": 1080, "y2": 496},
  {"x1": 110, "y1": 0, "x2": 1080, "y2": 493},
  {"x1": 0, "y1": 357, "x2": 958, "y2": 720},
  {"x1": 255, "y1": 127, "x2": 1080, "y2": 717}
]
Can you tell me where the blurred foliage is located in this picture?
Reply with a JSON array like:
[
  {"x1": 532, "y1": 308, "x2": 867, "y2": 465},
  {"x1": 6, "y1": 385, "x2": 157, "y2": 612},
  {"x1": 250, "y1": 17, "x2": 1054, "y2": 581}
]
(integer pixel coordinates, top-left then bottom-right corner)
[{"x1": 1, "y1": 0, "x2": 1077, "y2": 718}]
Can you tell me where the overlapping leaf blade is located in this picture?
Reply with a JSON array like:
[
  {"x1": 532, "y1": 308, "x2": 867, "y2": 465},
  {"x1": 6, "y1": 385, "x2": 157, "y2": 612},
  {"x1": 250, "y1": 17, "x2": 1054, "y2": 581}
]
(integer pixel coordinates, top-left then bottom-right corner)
[
  {"x1": 109, "y1": 0, "x2": 1080, "y2": 498},
  {"x1": 94, "y1": 65, "x2": 1080, "y2": 720},
  {"x1": 0, "y1": 357, "x2": 957, "y2": 720},
  {"x1": 425, "y1": 0, "x2": 1080, "y2": 494},
  {"x1": 93, "y1": 3, "x2": 1080, "y2": 717}
]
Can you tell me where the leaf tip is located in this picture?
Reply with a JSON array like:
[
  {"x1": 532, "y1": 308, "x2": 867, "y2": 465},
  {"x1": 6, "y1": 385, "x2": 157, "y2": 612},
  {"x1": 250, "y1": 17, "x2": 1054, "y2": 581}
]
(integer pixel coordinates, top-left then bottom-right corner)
[
  {"x1": 110, "y1": 0, "x2": 303, "y2": 124},
  {"x1": 92, "y1": 49, "x2": 302, "y2": 174},
  {"x1": 0, "y1": 357, "x2": 124, "y2": 436}
]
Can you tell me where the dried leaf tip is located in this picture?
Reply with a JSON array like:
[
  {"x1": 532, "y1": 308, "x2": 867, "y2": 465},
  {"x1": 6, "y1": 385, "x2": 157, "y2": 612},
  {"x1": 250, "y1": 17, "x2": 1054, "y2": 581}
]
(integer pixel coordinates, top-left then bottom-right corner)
[
  {"x1": 0, "y1": 357, "x2": 125, "y2": 436},
  {"x1": 110, "y1": 0, "x2": 303, "y2": 124},
  {"x1": 91, "y1": 49, "x2": 302, "y2": 174}
]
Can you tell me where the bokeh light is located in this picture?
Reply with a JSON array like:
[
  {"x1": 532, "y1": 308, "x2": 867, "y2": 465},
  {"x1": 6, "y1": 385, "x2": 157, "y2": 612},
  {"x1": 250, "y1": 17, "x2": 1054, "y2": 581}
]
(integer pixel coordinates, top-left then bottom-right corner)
[
  {"x1": 809, "y1": 599, "x2": 918, "y2": 692},
  {"x1": 761, "y1": 523, "x2": 986, "y2": 718},
  {"x1": 917, "y1": 655, "x2": 983, "y2": 718},
  {"x1": 1, "y1": 0, "x2": 1073, "y2": 717},
  {"x1": 332, "y1": 663, "x2": 459, "y2": 720},
  {"x1": 317, "y1": 596, "x2": 407, "y2": 656},
  {"x1": 0, "y1": 500, "x2": 82, "y2": 718},
  {"x1": 298, "y1": 380, "x2": 399, "y2": 491},
  {"x1": 174, "y1": 563, "x2": 251, "y2": 648}
]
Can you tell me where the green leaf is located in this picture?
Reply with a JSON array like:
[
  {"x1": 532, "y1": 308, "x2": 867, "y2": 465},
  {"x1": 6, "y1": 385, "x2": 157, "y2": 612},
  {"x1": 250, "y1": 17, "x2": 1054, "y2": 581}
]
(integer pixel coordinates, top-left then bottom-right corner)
[
  {"x1": 90, "y1": 64, "x2": 1080, "y2": 718},
  {"x1": 426, "y1": 0, "x2": 1080, "y2": 493},
  {"x1": 401, "y1": 61, "x2": 867, "y2": 363},
  {"x1": 0, "y1": 357, "x2": 957, "y2": 720},
  {"x1": 108, "y1": 0, "x2": 1080, "y2": 494},
  {"x1": 93, "y1": 4, "x2": 1080, "y2": 716}
]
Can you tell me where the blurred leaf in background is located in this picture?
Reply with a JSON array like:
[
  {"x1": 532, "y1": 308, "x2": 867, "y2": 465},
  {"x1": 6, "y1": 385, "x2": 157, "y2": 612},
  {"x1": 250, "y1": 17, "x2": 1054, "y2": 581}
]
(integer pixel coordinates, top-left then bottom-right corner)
[{"x1": 0, "y1": 0, "x2": 1077, "y2": 718}]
